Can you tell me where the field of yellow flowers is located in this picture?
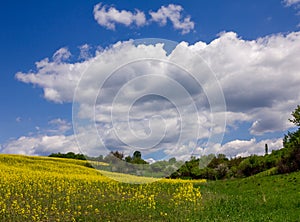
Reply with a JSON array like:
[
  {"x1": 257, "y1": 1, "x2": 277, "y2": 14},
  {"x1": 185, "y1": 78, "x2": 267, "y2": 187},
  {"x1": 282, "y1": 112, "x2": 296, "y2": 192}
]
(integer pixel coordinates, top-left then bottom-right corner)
[{"x1": 0, "y1": 154, "x2": 205, "y2": 221}]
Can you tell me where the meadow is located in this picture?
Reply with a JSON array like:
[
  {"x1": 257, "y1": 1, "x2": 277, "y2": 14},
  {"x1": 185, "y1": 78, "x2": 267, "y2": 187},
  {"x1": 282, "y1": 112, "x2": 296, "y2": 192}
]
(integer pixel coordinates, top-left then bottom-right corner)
[
  {"x1": 0, "y1": 154, "x2": 299, "y2": 221},
  {"x1": 0, "y1": 155, "x2": 204, "y2": 221}
]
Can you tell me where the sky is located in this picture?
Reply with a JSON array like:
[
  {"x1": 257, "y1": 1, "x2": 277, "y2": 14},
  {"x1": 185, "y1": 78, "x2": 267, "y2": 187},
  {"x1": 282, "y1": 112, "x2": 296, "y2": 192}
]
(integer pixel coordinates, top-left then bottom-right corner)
[{"x1": 1, "y1": 0, "x2": 300, "y2": 161}]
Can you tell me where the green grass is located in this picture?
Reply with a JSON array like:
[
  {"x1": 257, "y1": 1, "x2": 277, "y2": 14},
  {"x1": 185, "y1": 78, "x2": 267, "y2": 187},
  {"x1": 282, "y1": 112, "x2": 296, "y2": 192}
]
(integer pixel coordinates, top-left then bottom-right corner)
[{"x1": 197, "y1": 172, "x2": 300, "y2": 221}]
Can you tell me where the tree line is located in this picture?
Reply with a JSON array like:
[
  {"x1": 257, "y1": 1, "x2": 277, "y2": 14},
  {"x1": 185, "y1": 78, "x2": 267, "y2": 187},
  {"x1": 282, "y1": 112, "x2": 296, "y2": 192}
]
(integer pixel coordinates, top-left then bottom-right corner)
[
  {"x1": 170, "y1": 105, "x2": 300, "y2": 180},
  {"x1": 49, "y1": 105, "x2": 300, "y2": 180}
]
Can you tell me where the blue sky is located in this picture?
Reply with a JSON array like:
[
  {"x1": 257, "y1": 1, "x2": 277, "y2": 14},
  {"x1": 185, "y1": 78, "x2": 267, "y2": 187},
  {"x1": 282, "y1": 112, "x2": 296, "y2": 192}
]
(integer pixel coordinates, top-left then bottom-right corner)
[{"x1": 1, "y1": 0, "x2": 300, "y2": 160}]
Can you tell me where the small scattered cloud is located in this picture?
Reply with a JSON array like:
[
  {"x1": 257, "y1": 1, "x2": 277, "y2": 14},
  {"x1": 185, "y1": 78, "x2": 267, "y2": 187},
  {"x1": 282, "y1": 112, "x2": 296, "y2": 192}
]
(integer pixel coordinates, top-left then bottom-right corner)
[
  {"x1": 47, "y1": 118, "x2": 72, "y2": 134},
  {"x1": 52, "y1": 47, "x2": 71, "y2": 63},
  {"x1": 16, "y1": 117, "x2": 22, "y2": 122},
  {"x1": 283, "y1": 0, "x2": 300, "y2": 7},
  {"x1": 78, "y1": 44, "x2": 92, "y2": 60},
  {"x1": 283, "y1": 0, "x2": 300, "y2": 26},
  {"x1": 149, "y1": 4, "x2": 195, "y2": 34},
  {"x1": 266, "y1": 16, "x2": 272, "y2": 22},
  {"x1": 93, "y1": 3, "x2": 195, "y2": 34},
  {"x1": 93, "y1": 3, "x2": 146, "y2": 30}
]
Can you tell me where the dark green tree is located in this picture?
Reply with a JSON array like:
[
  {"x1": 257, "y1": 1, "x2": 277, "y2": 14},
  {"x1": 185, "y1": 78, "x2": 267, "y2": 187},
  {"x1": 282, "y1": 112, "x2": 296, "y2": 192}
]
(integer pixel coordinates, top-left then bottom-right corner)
[
  {"x1": 289, "y1": 105, "x2": 300, "y2": 127},
  {"x1": 168, "y1": 157, "x2": 177, "y2": 164},
  {"x1": 124, "y1": 151, "x2": 148, "y2": 164},
  {"x1": 283, "y1": 105, "x2": 300, "y2": 149},
  {"x1": 133, "y1": 151, "x2": 142, "y2": 159},
  {"x1": 125, "y1": 156, "x2": 132, "y2": 163},
  {"x1": 278, "y1": 105, "x2": 300, "y2": 173}
]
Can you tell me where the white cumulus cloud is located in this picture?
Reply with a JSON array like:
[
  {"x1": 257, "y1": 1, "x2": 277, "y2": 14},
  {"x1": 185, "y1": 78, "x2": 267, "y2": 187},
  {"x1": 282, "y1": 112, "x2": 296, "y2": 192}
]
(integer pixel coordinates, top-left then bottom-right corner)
[
  {"x1": 283, "y1": 0, "x2": 300, "y2": 6},
  {"x1": 149, "y1": 4, "x2": 195, "y2": 34},
  {"x1": 93, "y1": 3, "x2": 195, "y2": 34},
  {"x1": 78, "y1": 44, "x2": 92, "y2": 60},
  {"x1": 218, "y1": 138, "x2": 283, "y2": 157},
  {"x1": 52, "y1": 47, "x2": 71, "y2": 63},
  {"x1": 47, "y1": 118, "x2": 72, "y2": 134},
  {"x1": 93, "y1": 3, "x2": 146, "y2": 30},
  {"x1": 14, "y1": 32, "x2": 300, "y2": 158},
  {"x1": 0, "y1": 135, "x2": 78, "y2": 156}
]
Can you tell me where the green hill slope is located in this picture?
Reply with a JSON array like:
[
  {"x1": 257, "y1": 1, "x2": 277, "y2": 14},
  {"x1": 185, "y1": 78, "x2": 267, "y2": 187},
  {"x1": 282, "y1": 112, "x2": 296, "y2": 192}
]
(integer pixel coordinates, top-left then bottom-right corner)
[{"x1": 198, "y1": 171, "x2": 300, "y2": 221}]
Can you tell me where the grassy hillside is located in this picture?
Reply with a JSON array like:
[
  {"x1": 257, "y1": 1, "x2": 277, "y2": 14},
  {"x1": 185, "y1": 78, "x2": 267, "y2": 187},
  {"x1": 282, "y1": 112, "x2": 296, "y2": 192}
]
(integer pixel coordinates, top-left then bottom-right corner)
[
  {"x1": 198, "y1": 172, "x2": 300, "y2": 221},
  {"x1": 0, "y1": 154, "x2": 299, "y2": 221}
]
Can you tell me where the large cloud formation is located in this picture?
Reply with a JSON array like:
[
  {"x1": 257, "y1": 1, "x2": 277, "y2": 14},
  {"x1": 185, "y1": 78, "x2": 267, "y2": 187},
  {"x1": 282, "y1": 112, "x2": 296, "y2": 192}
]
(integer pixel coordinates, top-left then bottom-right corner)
[{"x1": 7, "y1": 31, "x2": 300, "y2": 158}]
